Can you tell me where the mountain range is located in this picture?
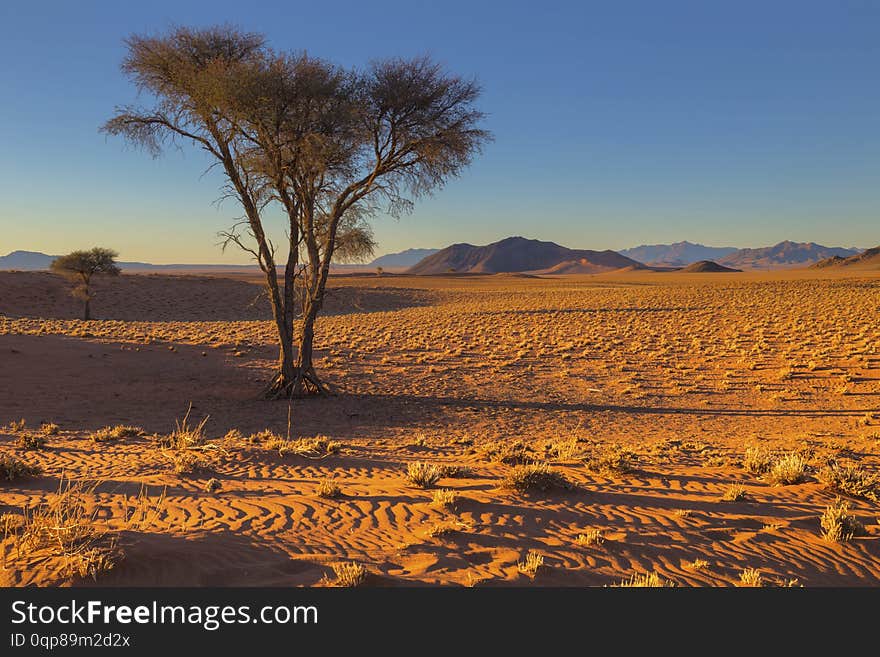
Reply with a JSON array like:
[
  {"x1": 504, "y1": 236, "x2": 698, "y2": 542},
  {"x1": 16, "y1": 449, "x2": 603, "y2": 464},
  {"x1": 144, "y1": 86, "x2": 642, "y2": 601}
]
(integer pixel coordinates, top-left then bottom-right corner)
[
  {"x1": 620, "y1": 241, "x2": 738, "y2": 266},
  {"x1": 811, "y1": 246, "x2": 880, "y2": 269},
  {"x1": 2, "y1": 240, "x2": 873, "y2": 274},
  {"x1": 407, "y1": 236, "x2": 639, "y2": 274}
]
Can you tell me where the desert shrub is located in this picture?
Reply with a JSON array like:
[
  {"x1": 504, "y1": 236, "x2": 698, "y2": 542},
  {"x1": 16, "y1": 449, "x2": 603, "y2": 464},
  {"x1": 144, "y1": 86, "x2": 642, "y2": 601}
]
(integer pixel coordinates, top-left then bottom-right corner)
[
  {"x1": 517, "y1": 550, "x2": 544, "y2": 577},
  {"x1": 816, "y1": 462, "x2": 879, "y2": 502},
  {"x1": 820, "y1": 498, "x2": 864, "y2": 543},
  {"x1": 544, "y1": 437, "x2": 583, "y2": 461},
  {"x1": 317, "y1": 479, "x2": 342, "y2": 499},
  {"x1": 91, "y1": 425, "x2": 143, "y2": 443},
  {"x1": 269, "y1": 436, "x2": 340, "y2": 458},
  {"x1": 743, "y1": 445, "x2": 774, "y2": 475},
  {"x1": 739, "y1": 568, "x2": 764, "y2": 587},
  {"x1": 159, "y1": 411, "x2": 208, "y2": 449},
  {"x1": 479, "y1": 440, "x2": 535, "y2": 465},
  {"x1": 431, "y1": 488, "x2": 458, "y2": 510},
  {"x1": 685, "y1": 559, "x2": 710, "y2": 572},
  {"x1": 39, "y1": 423, "x2": 60, "y2": 436},
  {"x1": 436, "y1": 464, "x2": 470, "y2": 478},
  {"x1": 765, "y1": 453, "x2": 809, "y2": 486},
  {"x1": 3, "y1": 479, "x2": 121, "y2": 582},
  {"x1": 721, "y1": 483, "x2": 747, "y2": 502},
  {"x1": 326, "y1": 562, "x2": 367, "y2": 587},
  {"x1": 406, "y1": 462, "x2": 442, "y2": 488},
  {"x1": 574, "y1": 529, "x2": 604, "y2": 546},
  {"x1": 172, "y1": 451, "x2": 206, "y2": 475},
  {"x1": 0, "y1": 454, "x2": 42, "y2": 481},
  {"x1": 5, "y1": 419, "x2": 27, "y2": 432},
  {"x1": 203, "y1": 478, "x2": 221, "y2": 493},
  {"x1": 584, "y1": 444, "x2": 634, "y2": 475},
  {"x1": 614, "y1": 571, "x2": 673, "y2": 587},
  {"x1": 427, "y1": 519, "x2": 471, "y2": 538},
  {"x1": 501, "y1": 463, "x2": 574, "y2": 492},
  {"x1": 16, "y1": 433, "x2": 48, "y2": 451}
]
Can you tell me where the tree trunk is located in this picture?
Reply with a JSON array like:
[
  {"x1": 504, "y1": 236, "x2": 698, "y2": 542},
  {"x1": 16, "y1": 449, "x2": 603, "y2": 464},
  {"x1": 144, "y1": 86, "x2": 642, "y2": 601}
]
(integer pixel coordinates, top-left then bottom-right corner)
[{"x1": 83, "y1": 297, "x2": 91, "y2": 321}]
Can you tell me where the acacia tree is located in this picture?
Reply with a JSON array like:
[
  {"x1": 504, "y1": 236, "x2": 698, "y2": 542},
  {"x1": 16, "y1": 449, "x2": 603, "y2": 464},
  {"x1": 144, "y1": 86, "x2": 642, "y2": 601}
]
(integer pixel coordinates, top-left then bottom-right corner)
[
  {"x1": 103, "y1": 26, "x2": 490, "y2": 398},
  {"x1": 50, "y1": 248, "x2": 121, "y2": 320}
]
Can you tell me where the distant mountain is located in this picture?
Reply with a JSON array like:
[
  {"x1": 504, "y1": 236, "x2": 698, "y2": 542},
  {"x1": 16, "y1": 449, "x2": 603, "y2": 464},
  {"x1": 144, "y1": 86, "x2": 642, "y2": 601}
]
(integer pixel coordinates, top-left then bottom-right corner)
[
  {"x1": 811, "y1": 245, "x2": 880, "y2": 270},
  {"x1": 407, "y1": 236, "x2": 639, "y2": 275},
  {"x1": 620, "y1": 241, "x2": 738, "y2": 266},
  {"x1": 0, "y1": 250, "x2": 55, "y2": 270},
  {"x1": 368, "y1": 248, "x2": 439, "y2": 269},
  {"x1": 680, "y1": 260, "x2": 741, "y2": 273},
  {"x1": 0, "y1": 250, "x2": 260, "y2": 272},
  {"x1": 718, "y1": 241, "x2": 861, "y2": 270}
]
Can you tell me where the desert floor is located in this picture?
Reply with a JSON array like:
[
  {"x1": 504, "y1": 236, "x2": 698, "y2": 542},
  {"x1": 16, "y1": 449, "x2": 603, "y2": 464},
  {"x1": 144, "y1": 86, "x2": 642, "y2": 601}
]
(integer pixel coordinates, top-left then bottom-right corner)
[{"x1": 1, "y1": 269, "x2": 879, "y2": 587}]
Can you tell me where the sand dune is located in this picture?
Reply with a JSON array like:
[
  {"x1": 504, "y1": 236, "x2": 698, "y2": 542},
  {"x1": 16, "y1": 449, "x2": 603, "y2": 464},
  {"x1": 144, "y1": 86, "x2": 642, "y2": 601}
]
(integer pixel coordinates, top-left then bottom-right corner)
[{"x1": 2, "y1": 270, "x2": 880, "y2": 587}]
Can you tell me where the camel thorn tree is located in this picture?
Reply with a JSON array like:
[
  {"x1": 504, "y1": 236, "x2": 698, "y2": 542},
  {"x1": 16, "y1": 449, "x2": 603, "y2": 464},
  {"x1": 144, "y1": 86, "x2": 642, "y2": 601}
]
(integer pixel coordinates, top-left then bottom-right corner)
[
  {"x1": 102, "y1": 26, "x2": 490, "y2": 398},
  {"x1": 50, "y1": 248, "x2": 121, "y2": 320}
]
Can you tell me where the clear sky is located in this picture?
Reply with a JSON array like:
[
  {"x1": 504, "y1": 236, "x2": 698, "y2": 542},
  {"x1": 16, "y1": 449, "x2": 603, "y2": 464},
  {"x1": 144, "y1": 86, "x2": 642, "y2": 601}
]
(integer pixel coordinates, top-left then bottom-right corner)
[{"x1": 0, "y1": 0, "x2": 877, "y2": 263}]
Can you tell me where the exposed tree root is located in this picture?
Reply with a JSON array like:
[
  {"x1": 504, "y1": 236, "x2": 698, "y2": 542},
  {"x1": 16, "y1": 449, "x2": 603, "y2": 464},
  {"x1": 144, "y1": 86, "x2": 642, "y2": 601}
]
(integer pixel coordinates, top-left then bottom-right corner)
[{"x1": 262, "y1": 367, "x2": 329, "y2": 400}]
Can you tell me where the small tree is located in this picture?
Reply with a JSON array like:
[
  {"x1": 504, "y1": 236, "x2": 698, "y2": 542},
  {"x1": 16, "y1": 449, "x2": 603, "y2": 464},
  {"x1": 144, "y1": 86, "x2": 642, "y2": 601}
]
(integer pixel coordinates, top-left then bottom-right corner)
[
  {"x1": 50, "y1": 248, "x2": 121, "y2": 320},
  {"x1": 376, "y1": 266, "x2": 384, "y2": 276},
  {"x1": 103, "y1": 26, "x2": 490, "y2": 398}
]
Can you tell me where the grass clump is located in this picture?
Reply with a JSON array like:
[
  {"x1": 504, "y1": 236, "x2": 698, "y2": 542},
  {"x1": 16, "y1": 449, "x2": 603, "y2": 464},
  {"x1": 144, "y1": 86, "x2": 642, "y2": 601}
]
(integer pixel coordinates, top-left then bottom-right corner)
[
  {"x1": 738, "y1": 568, "x2": 764, "y2": 587},
  {"x1": 820, "y1": 498, "x2": 864, "y2": 543},
  {"x1": 325, "y1": 562, "x2": 367, "y2": 587},
  {"x1": 406, "y1": 462, "x2": 442, "y2": 488},
  {"x1": 765, "y1": 453, "x2": 809, "y2": 486},
  {"x1": 817, "y1": 462, "x2": 879, "y2": 502},
  {"x1": 203, "y1": 478, "x2": 221, "y2": 493},
  {"x1": 427, "y1": 519, "x2": 471, "y2": 538},
  {"x1": 720, "y1": 483, "x2": 748, "y2": 502},
  {"x1": 517, "y1": 550, "x2": 544, "y2": 578},
  {"x1": 16, "y1": 433, "x2": 48, "y2": 451},
  {"x1": 743, "y1": 445, "x2": 774, "y2": 475},
  {"x1": 574, "y1": 529, "x2": 604, "y2": 546},
  {"x1": 584, "y1": 444, "x2": 634, "y2": 476},
  {"x1": 501, "y1": 463, "x2": 574, "y2": 493},
  {"x1": 268, "y1": 435, "x2": 341, "y2": 458},
  {"x1": 431, "y1": 488, "x2": 459, "y2": 510},
  {"x1": 2, "y1": 479, "x2": 121, "y2": 582},
  {"x1": 91, "y1": 425, "x2": 143, "y2": 443},
  {"x1": 0, "y1": 454, "x2": 42, "y2": 481},
  {"x1": 479, "y1": 440, "x2": 536, "y2": 465},
  {"x1": 316, "y1": 479, "x2": 342, "y2": 499},
  {"x1": 614, "y1": 571, "x2": 674, "y2": 587},
  {"x1": 39, "y1": 423, "x2": 60, "y2": 436}
]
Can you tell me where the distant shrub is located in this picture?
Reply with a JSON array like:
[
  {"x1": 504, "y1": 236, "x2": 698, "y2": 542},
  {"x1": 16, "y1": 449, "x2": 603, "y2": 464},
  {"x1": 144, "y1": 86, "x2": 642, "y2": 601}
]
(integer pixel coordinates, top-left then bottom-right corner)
[
  {"x1": 317, "y1": 479, "x2": 342, "y2": 499},
  {"x1": 817, "y1": 462, "x2": 878, "y2": 502},
  {"x1": 501, "y1": 463, "x2": 574, "y2": 492},
  {"x1": 406, "y1": 462, "x2": 442, "y2": 488},
  {"x1": 739, "y1": 568, "x2": 764, "y2": 587},
  {"x1": 326, "y1": 562, "x2": 367, "y2": 587},
  {"x1": 584, "y1": 444, "x2": 634, "y2": 476},
  {"x1": 0, "y1": 454, "x2": 42, "y2": 481},
  {"x1": 614, "y1": 571, "x2": 673, "y2": 587},
  {"x1": 517, "y1": 551, "x2": 544, "y2": 578},
  {"x1": 91, "y1": 425, "x2": 143, "y2": 443},
  {"x1": 17, "y1": 433, "x2": 48, "y2": 451},
  {"x1": 820, "y1": 498, "x2": 864, "y2": 543}
]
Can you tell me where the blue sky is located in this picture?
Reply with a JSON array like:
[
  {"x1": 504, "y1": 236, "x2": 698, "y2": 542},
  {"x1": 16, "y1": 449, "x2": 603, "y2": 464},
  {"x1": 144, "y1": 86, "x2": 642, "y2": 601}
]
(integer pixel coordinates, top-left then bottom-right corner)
[{"x1": 0, "y1": 0, "x2": 877, "y2": 263}]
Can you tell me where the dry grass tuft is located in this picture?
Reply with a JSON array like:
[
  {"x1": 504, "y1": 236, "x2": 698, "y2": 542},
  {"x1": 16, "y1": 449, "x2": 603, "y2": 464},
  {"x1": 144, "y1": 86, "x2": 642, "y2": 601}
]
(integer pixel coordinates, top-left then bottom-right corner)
[
  {"x1": 91, "y1": 425, "x2": 143, "y2": 443},
  {"x1": 1, "y1": 479, "x2": 121, "y2": 582},
  {"x1": 39, "y1": 423, "x2": 59, "y2": 436},
  {"x1": 203, "y1": 478, "x2": 221, "y2": 493},
  {"x1": 501, "y1": 463, "x2": 574, "y2": 493},
  {"x1": 817, "y1": 462, "x2": 879, "y2": 502},
  {"x1": 430, "y1": 488, "x2": 459, "y2": 510},
  {"x1": 405, "y1": 462, "x2": 443, "y2": 488},
  {"x1": 517, "y1": 550, "x2": 544, "y2": 577},
  {"x1": 739, "y1": 568, "x2": 764, "y2": 587},
  {"x1": 0, "y1": 454, "x2": 42, "y2": 481},
  {"x1": 426, "y1": 519, "x2": 472, "y2": 538},
  {"x1": 325, "y1": 561, "x2": 367, "y2": 587},
  {"x1": 268, "y1": 435, "x2": 341, "y2": 458},
  {"x1": 743, "y1": 445, "x2": 774, "y2": 475},
  {"x1": 574, "y1": 529, "x2": 604, "y2": 546},
  {"x1": 316, "y1": 478, "x2": 342, "y2": 499},
  {"x1": 614, "y1": 571, "x2": 674, "y2": 587},
  {"x1": 479, "y1": 440, "x2": 536, "y2": 465},
  {"x1": 16, "y1": 433, "x2": 48, "y2": 451},
  {"x1": 584, "y1": 444, "x2": 634, "y2": 476},
  {"x1": 765, "y1": 453, "x2": 810, "y2": 486},
  {"x1": 720, "y1": 483, "x2": 747, "y2": 502},
  {"x1": 820, "y1": 498, "x2": 864, "y2": 543}
]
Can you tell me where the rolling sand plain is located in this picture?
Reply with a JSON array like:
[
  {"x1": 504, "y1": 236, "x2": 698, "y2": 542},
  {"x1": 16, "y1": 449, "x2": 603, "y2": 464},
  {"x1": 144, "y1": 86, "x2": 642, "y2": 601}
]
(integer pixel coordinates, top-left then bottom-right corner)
[{"x1": 1, "y1": 268, "x2": 879, "y2": 587}]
